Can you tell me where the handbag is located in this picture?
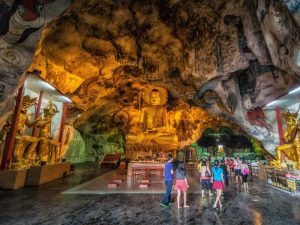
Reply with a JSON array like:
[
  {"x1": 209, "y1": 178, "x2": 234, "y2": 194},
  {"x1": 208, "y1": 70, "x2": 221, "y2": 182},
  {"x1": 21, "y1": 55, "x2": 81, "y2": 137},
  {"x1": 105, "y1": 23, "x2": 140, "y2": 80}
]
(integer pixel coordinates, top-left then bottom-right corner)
[{"x1": 205, "y1": 169, "x2": 211, "y2": 177}]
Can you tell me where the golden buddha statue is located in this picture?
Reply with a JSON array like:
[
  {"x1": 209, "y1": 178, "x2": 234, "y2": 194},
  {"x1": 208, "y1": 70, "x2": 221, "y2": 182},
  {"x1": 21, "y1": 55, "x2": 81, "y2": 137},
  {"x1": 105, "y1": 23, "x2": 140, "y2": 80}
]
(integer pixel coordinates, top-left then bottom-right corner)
[
  {"x1": 12, "y1": 95, "x2": 40, "y2": 169},
  {"x1": 271, "y1": 111, "x2": 300, "y2": 170},
  {"x1": 139, "y1": 88, "x2": 168, "y2": 133},
  {"x1": 126, "y1": 86, "x2": 177, "y2": 146},
  {"x1": 34, "y1": 98, "x2": 60, "y2": 164}
]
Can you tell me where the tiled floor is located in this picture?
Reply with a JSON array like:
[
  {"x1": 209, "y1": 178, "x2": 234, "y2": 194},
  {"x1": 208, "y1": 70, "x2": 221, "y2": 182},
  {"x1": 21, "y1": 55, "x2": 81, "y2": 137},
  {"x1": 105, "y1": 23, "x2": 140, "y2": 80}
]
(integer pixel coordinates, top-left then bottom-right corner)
[{"x1": 0, "y1": 162, "x2": 299, "y2": 225}]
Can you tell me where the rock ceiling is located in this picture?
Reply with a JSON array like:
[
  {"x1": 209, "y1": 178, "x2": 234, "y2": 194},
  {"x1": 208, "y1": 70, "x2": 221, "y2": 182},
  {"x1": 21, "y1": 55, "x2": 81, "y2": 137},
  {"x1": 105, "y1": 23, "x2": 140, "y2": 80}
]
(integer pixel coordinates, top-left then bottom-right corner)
[{"x1": 0, "y1": 0, "x2": 300, "y2": 153}]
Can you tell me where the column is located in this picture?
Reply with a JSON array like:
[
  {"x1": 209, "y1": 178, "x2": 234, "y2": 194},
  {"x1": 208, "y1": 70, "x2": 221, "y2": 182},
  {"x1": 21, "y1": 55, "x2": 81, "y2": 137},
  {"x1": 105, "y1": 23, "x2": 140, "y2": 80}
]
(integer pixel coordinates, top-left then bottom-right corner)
[{"x1": 58, "y1": 102, "x2": 68, "y2": 157}]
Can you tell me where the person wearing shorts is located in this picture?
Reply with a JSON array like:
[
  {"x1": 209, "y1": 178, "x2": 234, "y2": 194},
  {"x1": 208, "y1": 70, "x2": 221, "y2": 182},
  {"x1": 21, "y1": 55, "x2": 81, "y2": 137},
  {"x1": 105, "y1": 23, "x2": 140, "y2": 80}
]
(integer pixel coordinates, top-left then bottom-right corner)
[
  {"x1": 212, "y1": 160, "x2": 224, "y2": 211},
  {"x1": 175, "y1": 162, "x2": 189, "y2": 209},
  {"x1": 233, "y1": 157, "x2": 242, "y2": 184},
  {"x1": 200, "y1": 160, "x2": 213, "y2": 197},
  {"x1": 241, "y1": 160, "x2": 250, "y2": 189}
]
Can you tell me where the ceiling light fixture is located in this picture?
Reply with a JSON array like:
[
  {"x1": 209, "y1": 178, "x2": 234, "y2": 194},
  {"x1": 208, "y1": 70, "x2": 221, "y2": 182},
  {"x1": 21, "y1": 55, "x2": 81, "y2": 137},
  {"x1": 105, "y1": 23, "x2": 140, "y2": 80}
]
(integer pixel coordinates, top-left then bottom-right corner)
[
  {"x1": 41, "y1": 81, "x2": 56, "y2": 91},
  {"x1": 61, "y1": 96, "x2": 72, "y2": 103},
  {"x1": 289, "y1": 86, "x2": 300, "y2": 95},
  {"x1": 266, "y1": 100, "x2": 277, "y2": 107}
]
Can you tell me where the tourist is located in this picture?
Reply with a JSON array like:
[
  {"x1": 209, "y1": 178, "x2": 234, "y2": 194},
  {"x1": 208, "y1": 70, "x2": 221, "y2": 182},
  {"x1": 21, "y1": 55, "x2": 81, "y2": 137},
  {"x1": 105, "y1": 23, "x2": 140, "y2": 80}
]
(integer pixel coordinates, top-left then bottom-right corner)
[
  {"x1": 241, "y1": 160, "x2": 250, "y2": 189},
  {"x1": 197, "y1": 159, "x2": 202, "y2": 172},
  {"x1": 233, "y1": 157, "x2": 242, "y2": 184},
  {"x1": 175, "y1": 162, "x2": 189, "y2": 209},
  {"x1": 161, "y1": 154, "x2": 174, "y2": 207},
  {"x1": 199, "y1": 160, "x2": 213, "y2": 197},
  {"x1": 212, "y1": 160, "x2": 224, "y2": 211},
  {"x1": 228, "y1": 158, "x2": 234, "y2": 177},
  {"x1": 220, "y1": 160, "x2": 229, "y2": 186}
]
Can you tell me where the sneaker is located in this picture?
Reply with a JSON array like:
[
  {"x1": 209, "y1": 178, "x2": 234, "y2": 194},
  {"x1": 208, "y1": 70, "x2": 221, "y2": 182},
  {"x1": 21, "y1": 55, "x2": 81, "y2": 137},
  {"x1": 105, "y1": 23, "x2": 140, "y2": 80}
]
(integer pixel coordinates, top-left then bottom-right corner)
[
  {"x1": 169, "y1": 202, "x2": 174, "y2": 206},
  {"x1": 213, "y1": 206, "x2": 218, "y2": 211},
  {"x1": 160, "y1": 203, "x2": 168, "y2": 208}
]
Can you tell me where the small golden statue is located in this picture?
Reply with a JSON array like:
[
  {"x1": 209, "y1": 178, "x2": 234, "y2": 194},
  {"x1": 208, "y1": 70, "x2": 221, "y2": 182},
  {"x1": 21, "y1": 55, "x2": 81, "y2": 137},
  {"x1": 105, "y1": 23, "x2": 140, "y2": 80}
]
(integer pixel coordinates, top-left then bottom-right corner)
[{"x1": 271, "y1": 111, "x2": 300, "y2": 170}]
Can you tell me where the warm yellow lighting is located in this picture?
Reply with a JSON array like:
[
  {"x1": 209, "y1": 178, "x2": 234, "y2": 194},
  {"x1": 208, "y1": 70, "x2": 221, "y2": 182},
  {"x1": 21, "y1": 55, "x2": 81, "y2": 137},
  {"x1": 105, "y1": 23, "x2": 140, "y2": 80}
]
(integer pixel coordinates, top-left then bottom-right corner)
[{"x1": 253, "y1": 209, "x2": 263, "y2": 225}]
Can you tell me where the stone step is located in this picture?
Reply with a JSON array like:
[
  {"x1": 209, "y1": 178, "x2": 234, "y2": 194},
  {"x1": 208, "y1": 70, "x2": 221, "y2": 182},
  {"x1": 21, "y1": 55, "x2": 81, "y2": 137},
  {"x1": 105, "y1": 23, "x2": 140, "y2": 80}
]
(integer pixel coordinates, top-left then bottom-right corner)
[
  {"x1": 108, "y1": 183, "x2": 119, "y2": 189},
  {"x1": 139, "y1": 183, "x2": 149, "y2": 189},
  {"x1": 113, "y1": 179, "x2": 123, "y2": 184},
  {"x1": 140, "y1": 179, "x2": 150, "y2": 184}
]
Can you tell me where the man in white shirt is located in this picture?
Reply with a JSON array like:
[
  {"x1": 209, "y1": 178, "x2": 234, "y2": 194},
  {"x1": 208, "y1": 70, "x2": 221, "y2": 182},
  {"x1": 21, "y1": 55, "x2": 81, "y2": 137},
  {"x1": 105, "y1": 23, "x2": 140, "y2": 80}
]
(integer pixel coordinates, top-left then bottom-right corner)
[{"x1": 233, "y1": 157, "x2": 242, "y2": 184}]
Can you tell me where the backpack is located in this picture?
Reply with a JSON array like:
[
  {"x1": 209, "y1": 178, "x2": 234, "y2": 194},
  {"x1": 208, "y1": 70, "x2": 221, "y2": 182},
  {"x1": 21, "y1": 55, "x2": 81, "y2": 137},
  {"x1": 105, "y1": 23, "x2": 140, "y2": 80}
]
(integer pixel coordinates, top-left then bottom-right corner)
[{"x1": 242, "y1": 168, "x2": 250, "y2": 175}]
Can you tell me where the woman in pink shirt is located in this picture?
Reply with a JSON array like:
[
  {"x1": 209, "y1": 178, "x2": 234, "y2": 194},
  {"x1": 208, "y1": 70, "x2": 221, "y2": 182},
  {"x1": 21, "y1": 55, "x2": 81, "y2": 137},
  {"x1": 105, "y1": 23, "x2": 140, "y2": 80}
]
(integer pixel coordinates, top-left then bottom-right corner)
[
  {"x1": 200, "y1": 160, "x2": 213, "y2": 197},
  {"x1": 241, "y1": 160, "x2": 250, "y2": 189}
]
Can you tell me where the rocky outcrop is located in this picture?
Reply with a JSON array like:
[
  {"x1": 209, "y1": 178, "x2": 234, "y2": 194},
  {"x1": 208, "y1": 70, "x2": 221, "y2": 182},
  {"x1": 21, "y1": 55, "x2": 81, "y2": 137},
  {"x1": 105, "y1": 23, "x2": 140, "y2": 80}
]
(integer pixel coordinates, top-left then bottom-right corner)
[
  {"x1": 0, "y1": 0, "x2": 70, "y2": 127},
  {"x1": 0, "y1": 0, "x2": 299, "y2": 154}
]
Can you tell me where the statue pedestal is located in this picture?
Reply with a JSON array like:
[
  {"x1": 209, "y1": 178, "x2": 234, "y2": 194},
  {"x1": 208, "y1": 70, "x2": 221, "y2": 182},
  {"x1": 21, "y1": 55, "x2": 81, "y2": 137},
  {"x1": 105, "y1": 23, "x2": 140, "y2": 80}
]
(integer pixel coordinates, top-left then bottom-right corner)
[
  {"x1": 0, "y1": 169, "x2": 27, "y2": 190},
  {"x1": 258, "y1": 164, "x2": 273, "y2": 180},
  {"x1": 25, "y1": 162, "x2": 71, "y2": 186}
]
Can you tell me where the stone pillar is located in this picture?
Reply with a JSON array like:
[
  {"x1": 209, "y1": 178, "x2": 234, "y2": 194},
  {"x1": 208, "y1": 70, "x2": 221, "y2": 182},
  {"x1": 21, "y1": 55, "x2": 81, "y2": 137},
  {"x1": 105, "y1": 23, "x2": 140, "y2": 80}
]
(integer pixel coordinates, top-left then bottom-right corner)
[
  {"x1": 58, "y1": 103, "x2": 68, "y2": 157},
  {"x1": 275, "y1": 107, "x2": 284, "y2": 145}
]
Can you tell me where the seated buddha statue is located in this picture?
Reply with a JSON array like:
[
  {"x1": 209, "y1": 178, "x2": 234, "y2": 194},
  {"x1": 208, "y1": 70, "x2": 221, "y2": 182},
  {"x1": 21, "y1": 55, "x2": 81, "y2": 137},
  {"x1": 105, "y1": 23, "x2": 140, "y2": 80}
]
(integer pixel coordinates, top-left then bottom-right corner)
[
  {"x1": 126, "y1": 87, "x2": 177, "y2": 145},
  {"x1": 271, "y1": 111, "x2": 300, "y2": 170}
]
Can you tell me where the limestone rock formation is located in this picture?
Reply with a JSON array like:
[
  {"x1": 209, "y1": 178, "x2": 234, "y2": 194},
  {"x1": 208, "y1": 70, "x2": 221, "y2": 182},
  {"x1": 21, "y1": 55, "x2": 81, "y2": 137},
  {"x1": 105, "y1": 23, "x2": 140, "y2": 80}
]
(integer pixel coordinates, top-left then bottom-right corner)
[{"x1": 0, "y1": 0, "x2": 299, "y2": 155}]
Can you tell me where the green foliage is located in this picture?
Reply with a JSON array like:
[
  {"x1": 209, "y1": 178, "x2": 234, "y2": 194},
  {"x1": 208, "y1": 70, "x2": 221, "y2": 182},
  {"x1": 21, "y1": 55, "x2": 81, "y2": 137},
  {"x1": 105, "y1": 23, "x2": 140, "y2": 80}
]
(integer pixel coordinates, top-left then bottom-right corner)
[{"x1": 250, "y1": 137, "x2": 264, "y2": 156}]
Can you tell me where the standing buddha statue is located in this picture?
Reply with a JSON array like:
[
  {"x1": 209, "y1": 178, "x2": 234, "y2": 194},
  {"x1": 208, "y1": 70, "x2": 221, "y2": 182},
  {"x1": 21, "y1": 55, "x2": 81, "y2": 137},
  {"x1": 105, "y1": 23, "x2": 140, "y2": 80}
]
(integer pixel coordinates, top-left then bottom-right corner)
[
  {"x1": 12, "y1": 95, "x2": 40, "y2": 168},
  {"x1": 35, "y1": 98, "x2": 59, "y2": 164}
]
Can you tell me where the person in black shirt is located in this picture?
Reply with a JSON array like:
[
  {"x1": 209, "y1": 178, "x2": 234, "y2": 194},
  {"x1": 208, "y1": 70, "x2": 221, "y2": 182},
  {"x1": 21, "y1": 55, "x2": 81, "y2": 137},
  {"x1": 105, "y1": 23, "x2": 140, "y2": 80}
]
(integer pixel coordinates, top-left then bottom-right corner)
[{"x1": 220, "y1": 160, "x2": 229, "y2": 186}]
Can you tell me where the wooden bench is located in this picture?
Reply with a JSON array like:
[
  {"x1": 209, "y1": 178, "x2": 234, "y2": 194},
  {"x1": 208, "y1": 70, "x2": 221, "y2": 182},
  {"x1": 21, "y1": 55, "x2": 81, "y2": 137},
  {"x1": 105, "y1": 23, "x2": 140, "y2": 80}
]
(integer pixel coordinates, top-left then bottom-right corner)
[{"x1": 100, "y1": 154, "x2": 121, "y2": 168}]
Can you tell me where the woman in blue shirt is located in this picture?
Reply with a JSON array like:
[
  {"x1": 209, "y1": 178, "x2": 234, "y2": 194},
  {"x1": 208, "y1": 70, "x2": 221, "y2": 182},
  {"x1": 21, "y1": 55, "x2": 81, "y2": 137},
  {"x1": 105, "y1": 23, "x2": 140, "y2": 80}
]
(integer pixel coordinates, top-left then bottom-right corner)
[{"x1": 212, "y1": 160, "x2": 224, "y2": 211}]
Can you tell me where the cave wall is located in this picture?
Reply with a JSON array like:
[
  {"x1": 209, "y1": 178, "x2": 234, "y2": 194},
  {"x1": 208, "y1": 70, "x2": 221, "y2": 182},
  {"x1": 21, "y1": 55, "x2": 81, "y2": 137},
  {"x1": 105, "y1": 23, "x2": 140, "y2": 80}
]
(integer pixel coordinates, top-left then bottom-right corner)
[
  {"x1": 0, "y1": 0, "x2": 300, "y2": 156},
  {"x1": 0, "y1": 0, "x2": 71, "y2": 127},
  {"x1": 63, "y1": 127, "x2": 96, "y2": 163}
]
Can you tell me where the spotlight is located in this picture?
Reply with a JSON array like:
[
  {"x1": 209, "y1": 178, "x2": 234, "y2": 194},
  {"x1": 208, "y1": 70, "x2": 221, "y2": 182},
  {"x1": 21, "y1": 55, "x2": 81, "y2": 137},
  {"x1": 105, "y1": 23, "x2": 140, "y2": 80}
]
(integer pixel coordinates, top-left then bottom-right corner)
[
  {"x1": 289, "y1": 86, "x2": 300, "y2": 95},
  {"x1": 266, "y1": 100, "x2": 277, "y2": 107},
  {"x1": 60, "y1": 96, "x2": 72, "y2": 103},
  {"x1": 41, "y1": 81, "x2": 56, "y2": 91}
]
